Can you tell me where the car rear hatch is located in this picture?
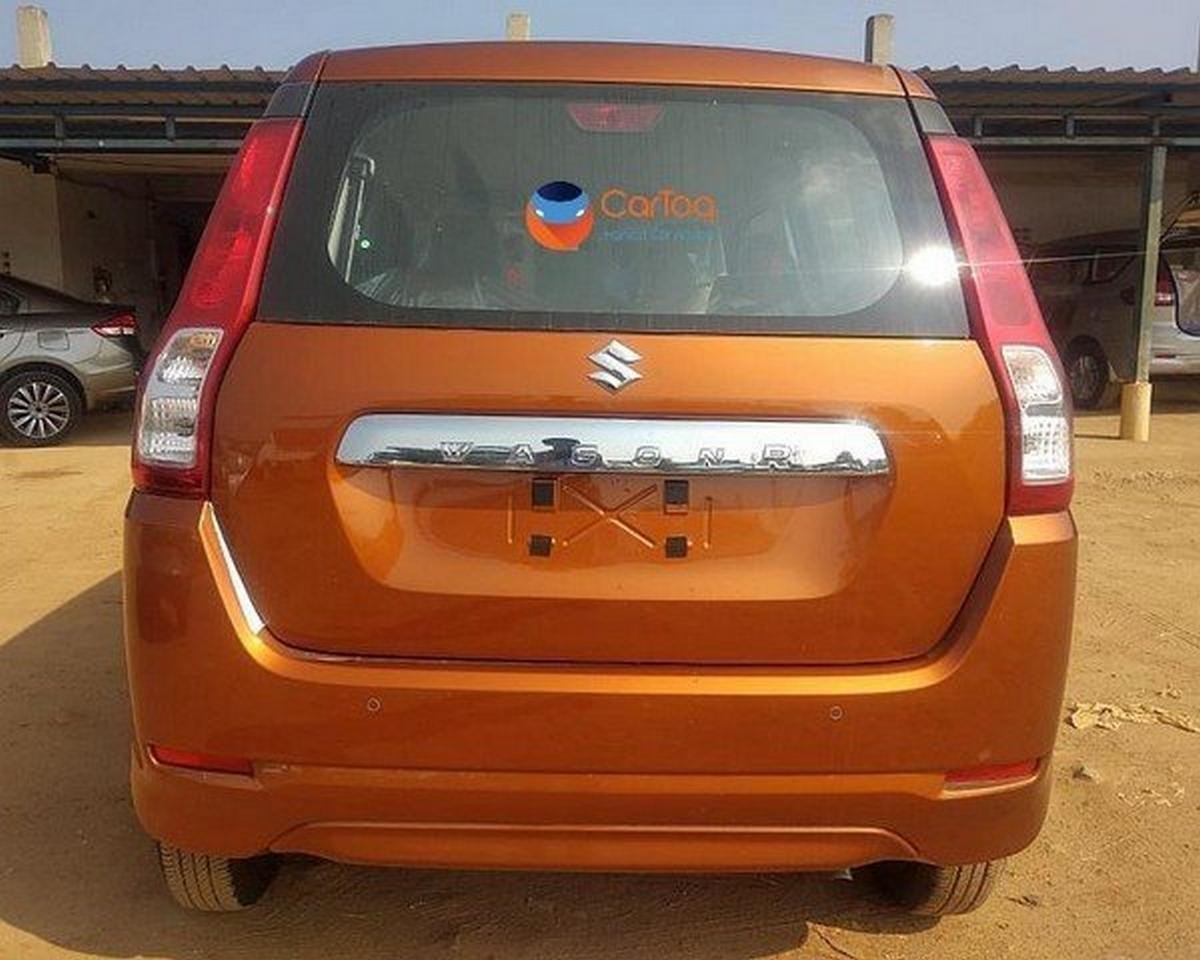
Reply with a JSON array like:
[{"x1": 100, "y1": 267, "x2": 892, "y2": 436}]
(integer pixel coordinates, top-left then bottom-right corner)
[
  {"x1": 1163, "y1": 240, "x2": 1200, "y2": 337},
  {"x1": 209, "y1": 78, "x2": 1006, "y2": 666}
]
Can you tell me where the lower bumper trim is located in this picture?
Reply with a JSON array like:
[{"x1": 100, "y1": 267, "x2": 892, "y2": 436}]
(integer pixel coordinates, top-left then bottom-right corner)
[
  {"x1": 272, "y1": 822, "x2": 917, "y2": 872},
  {"x1": 132, "y1": 747, "x2": 1053, "y2": 870}
]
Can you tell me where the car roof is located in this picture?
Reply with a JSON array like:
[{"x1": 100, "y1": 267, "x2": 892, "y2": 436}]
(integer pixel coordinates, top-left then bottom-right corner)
[
  {"x1": 1036, "y1": 230, "x2": 1140, "y2": 254},
  {"x1": 1037, "y1": 227, "x2": 1200, "y2": 255},
  {"x1": 315, "y1": 42, "x2": 928, "y2": 99}
]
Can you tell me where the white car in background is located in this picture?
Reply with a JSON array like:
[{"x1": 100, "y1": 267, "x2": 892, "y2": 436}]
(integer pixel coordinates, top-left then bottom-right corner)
[
  {"x1": 1031, "y1": 225, "x2": 1200, "y2": 408},
  {"x1": 0, "y1": 275, "x2": 142, "y2": 445}
]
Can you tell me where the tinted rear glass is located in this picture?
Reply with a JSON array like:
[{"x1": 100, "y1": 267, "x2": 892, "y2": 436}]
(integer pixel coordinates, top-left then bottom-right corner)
[{"x1": 259, "y1": 83, "x2": 967, "y2": 336}]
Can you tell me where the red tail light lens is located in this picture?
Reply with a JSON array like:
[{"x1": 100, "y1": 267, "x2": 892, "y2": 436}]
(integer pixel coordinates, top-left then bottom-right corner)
[
  {"x1": 925, "y1": 135, "x2": 1073, "y2": 514},
  {"x1": 1156, "y1": 261, "x2": 1176, "y2": 307},
  {"x1": 92, "y1": 312, "x2": 137, "y2": 338},
  {"x1": 133, "y1": 118, "x2": 302, "y2": 497}
]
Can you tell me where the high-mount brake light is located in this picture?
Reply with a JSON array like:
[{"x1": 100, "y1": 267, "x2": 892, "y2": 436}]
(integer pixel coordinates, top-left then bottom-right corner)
[
  {"x1": 567, "y1": 102, "x2": 664, "y2": 133},
  {"x1": 924, "y1": 135, "x2": 1073, "y2": 514},
  {"x1": 132, "y1": 118, "x2": 303, "y2": 497}
]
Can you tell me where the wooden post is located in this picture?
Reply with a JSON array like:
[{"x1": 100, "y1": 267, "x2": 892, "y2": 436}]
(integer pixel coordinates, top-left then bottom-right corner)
[{"x1": 1119, "y1": 143, "x2": 1167, "y2": 441}]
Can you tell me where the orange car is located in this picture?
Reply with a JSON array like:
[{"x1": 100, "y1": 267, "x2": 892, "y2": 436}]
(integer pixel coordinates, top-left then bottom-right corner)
[{"x1": 124, "y1": 42, "x2": 1076, "y2": 915}]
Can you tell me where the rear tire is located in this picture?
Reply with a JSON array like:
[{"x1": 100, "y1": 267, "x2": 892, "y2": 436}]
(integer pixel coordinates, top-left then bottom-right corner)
[
  {"x1": 156, "y1": 842, "x2": 278, "y2": 911},
  {"x1": 861, "y1": 858, "x2": 1004, "y2": 916},
  {"x1": 0, "y1": 368, "x2": 83, "y2": 446},
  {"x1": 1063, "y1": 339, "x2": 1116, "y2": 409}
]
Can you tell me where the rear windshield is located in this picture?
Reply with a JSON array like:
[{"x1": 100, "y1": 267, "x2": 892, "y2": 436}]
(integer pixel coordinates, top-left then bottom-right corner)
[{"x1": 259, "y1": 83, "x2": 967, "y2": 336}]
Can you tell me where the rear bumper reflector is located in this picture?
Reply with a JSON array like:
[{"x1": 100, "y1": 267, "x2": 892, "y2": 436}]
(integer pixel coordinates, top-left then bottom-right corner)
[
  {"x1": 335, "y1": 414, "x2": 890, "y2": 476},
  {"x1": 944, "y1": 759, "x2": 1039, "y2": 789},
  {"x1": 149, "y1": 745, "x2": 255, "y2": 777}
]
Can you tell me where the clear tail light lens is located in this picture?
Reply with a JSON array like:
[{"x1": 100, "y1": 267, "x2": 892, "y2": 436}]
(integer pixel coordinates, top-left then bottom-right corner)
[
  {"x1": 136, "y1": 328, "x2": 223, "y2": 467},
  {"x1": 1001, "y1": 344, "x2": 1071, "y2": 483}
]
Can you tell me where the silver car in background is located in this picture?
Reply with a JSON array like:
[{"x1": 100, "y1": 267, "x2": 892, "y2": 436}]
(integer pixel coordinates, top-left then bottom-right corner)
[
  {"x1": 0, "y1": 275, "x2": 142, "y2": 445},
  {"x1": 1031, "y1": 227, "x2": 1200, "y2": 408}
]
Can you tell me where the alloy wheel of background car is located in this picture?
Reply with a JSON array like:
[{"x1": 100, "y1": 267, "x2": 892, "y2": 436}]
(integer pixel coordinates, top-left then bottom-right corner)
[{"x1": 0, "y1": 370, "x2": 82, "y2": 447}]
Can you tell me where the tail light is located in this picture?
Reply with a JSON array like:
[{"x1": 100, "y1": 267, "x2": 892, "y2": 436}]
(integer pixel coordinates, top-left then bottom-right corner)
[
  {"x1": 1156, "y1": 261, "x2": 1176, "y2": 307},
  {"x1": 91, "y1": 312, "x2": 137, "y2": 338},
  {"x1": 133, "y1": 118, "x2": 302, "y2": 497},
  {"x1": 924, "y1": 135, "x2": 1073, "y2": 514}
]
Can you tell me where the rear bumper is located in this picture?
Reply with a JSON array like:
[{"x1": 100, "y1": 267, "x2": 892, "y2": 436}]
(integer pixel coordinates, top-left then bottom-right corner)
[
  {"x1": 1150, "y1": 322, "x2": 1200, "y2": 377},
  {"x1": 132, "y1": 748, "x2": 1051, "y2": 871},
  {"x1": 79, "y1": 339, "x2": 138, "y2": 409},
  {"x1": 124, "y1": 495, "x2": 1076, "y2": 870},
  {"x1": 1150, "y1": 355, "x2": 1200, "y2": 377}
]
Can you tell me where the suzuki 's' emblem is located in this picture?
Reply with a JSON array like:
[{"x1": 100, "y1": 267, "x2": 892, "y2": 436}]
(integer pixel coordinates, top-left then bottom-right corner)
[{"x1": 588, "y1": 339, "x2": 643, "y2": 392}]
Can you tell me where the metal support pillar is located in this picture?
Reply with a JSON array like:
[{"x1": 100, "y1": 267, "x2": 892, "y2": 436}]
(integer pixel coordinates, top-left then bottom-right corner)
[{"x1": 1120, "y1": 143, "x2": 1167, "y2": 441}]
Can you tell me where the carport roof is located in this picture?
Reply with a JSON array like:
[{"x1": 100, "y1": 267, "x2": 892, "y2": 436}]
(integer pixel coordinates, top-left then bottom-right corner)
[
  {"x1": 0, "y1": 63, "x2": 283, "y2": 107},
  {"x1": 917, "y1": 65, "x2": 1200, "y2": 145},
  {"x1": 1, "y1": 59, "x2": 1198, "y2": 158},
  {"x1": 920, "y1": 65, "x2": 1200, "y2": 87},
  {"x1": 2, "y1": 59, "x2": 1198, "y2": 105},
  {"x1": 0, "y1": 63, "x2": 283, "y2": 162}
]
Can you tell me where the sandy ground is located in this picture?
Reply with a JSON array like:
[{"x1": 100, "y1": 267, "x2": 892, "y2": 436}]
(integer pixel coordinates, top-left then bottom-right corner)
[{"x1": 1, "y1": 386, "x2": 1198, "y2": 960}]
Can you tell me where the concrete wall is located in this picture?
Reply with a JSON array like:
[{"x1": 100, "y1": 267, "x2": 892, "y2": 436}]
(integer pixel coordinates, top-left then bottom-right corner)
[
  {"x1": 0, "y1": 159, "x2": 64, "y2": 289},
  {"x1": 0, "y1": 160, "x2": 160, "y2": 326},
  {"x1": 54, "y1": 174, "x2": 158, "y2": 323}
]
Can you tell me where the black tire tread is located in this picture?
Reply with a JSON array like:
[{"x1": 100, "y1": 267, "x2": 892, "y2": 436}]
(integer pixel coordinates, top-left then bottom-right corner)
[
  {"x1": 1064, "y1": 338, "x2": 1116, "y2": 410},
  {"x1": 866, "y1": 858, "x2": 1004, "y2": 916},
  {"x1": 156, "y1": 842, "x2": 275, "y2": 911}
]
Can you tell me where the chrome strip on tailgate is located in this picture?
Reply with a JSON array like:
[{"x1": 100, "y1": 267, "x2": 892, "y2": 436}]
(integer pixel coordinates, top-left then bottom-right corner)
[{"x1": 336, "y1": 414, "x2": 888, "y2": 476}]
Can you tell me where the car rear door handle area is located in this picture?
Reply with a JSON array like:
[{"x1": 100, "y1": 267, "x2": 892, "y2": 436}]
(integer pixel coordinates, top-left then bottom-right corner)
[{"x1": 335, "y1": 414, "x2": 890, "y2": 477}]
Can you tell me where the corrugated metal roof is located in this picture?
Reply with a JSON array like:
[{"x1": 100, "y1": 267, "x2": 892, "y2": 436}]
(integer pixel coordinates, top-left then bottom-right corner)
[
  {"x1": 2, "y1": 59, "x2": 1198, "y2": 119},
  {"x1": 0, "y1": 63, "x2": 283, "y2": 108},
  {"x1": 918, "y1": 65, "x2": 1200, "y2": 87},
  {"x1": 3, "y1": 60, "x2": 1199, "y2": 99},
  {"x1": 0, "y1": 63, "x2": 283, "y2": 82},
  {"x1": 918, "y1": 65, "x2": 1200, "y2": 124}
]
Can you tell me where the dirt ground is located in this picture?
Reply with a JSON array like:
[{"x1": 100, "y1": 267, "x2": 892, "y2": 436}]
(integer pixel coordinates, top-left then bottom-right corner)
[{"x1": 2, "y1": 385, "x2": 1198, "y2": 960}]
